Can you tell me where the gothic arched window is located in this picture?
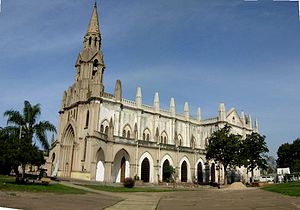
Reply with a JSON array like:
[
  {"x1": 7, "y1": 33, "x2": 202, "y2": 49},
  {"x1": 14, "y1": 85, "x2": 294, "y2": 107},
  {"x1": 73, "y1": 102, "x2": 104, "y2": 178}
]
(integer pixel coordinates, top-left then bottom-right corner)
[
  {"x1": 85, "y1": 111, "x2": 89, "y2": 128},
  {"x1": 161, "y1": 131, "x2": 168, "y2": 144},
  {"x1": 92, "y1": 59, "x2": 99, "y2": 76},
  {"x1": 142, "y1": 128, "x2": 151, "y2": 141},
  {"x1": 127, "y1": 130, "x2": 131, "y2": 139},
  {"x1": 89, "y1": 37, "x2": 92, "y2": 46}
]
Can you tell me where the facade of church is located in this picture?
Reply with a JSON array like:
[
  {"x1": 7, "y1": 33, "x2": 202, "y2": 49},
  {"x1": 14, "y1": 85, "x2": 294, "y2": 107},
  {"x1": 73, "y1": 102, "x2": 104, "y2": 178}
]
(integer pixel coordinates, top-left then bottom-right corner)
[{"x1": 47, "y1": 5, "x2": 259, "y2": 184}]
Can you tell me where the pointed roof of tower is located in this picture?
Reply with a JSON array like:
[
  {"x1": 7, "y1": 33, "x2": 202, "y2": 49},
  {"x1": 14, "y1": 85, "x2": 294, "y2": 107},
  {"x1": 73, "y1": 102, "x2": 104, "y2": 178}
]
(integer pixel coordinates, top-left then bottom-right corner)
[{"x1": 87, "y1": 3, "x2": 100, "y2": 34}]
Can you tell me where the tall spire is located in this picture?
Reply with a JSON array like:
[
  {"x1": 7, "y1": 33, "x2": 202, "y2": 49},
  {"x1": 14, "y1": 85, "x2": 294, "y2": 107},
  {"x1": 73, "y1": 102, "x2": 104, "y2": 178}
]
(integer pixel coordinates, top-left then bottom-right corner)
[
  {"x1": 87, "y1": 3, "x2": 100, "y2": 34},
  {"x1": 83, "y1": 3, "x2": 102, "y2": 50}
]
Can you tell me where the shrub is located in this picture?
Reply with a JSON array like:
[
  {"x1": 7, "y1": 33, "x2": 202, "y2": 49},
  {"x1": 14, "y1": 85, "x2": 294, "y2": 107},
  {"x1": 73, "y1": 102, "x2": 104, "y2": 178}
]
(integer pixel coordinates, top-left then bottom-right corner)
[{"x1": 123, "y1": 177, "x2": 135, "y2": 188}]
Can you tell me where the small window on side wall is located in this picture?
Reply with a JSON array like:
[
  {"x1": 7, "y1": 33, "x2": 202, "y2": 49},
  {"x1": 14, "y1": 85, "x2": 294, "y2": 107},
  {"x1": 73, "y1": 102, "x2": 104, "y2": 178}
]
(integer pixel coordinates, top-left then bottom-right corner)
[{"x1": 85, "y1": 111, "x2": 89, "y2": 128}]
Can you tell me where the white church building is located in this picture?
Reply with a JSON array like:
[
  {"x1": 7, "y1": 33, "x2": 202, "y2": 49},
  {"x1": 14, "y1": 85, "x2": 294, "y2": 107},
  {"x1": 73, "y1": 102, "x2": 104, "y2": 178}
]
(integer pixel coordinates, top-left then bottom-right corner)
[{"x1": 47, "y1": 4, "x2": 258, "y2": 184}]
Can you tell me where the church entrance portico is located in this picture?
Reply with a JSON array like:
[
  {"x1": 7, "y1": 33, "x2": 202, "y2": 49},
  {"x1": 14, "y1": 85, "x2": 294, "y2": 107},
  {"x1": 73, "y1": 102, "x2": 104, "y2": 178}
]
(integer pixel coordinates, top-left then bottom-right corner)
[
  {"x1": 113, "y1": 149, "x2": 130, "y2": 183},
  {"x1": 60, "y1": 125, "x2": 76, "y2": 177}
]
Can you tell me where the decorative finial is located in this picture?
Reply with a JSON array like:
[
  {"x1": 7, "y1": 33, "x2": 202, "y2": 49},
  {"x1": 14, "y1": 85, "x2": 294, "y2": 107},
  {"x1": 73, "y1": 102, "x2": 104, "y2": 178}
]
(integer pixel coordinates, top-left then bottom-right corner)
[{"x1": 94, "y1": 1, "x2": 97, "y2": 8}]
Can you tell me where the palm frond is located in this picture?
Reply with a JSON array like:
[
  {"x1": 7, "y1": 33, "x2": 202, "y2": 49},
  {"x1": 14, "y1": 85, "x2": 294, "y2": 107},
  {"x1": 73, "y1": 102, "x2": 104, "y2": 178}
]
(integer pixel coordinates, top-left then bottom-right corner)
[
  {"x1": 34, "y1": 121, "x2": 56, "y2": 150},
  {"x1": 35, "y1": 127, "x2": 49, "y2": 150},
  {"x1": 23, "y1": 101, "x2": 41, "y2": 128},
  {"x1": 4, "y1": 110, "x2": 25, "y2": 126}
]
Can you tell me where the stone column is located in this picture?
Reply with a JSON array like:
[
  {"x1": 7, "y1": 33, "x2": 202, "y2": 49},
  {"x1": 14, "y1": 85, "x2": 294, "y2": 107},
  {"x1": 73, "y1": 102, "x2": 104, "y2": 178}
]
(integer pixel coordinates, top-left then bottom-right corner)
[{"x1": 104, "y1": 161, "x2": 113, "y2": 183}]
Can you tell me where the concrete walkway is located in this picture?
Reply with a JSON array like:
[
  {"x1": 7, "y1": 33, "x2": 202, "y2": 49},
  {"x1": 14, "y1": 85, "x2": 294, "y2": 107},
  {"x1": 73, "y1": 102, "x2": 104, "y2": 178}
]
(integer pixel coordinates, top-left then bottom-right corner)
[
  {"x1": 60, "y1": 181, "x2": 161, "y2": 210},
  {"x1": 104, "y1": 194, "x2": 160, "y2": 210}
]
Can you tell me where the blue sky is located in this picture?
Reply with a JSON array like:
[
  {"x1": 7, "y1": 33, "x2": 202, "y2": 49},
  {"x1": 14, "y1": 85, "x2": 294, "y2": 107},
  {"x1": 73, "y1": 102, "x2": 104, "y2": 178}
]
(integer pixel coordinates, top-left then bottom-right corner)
[{"x1": 0, "y1": 0, "x2": 299, "y2": 156}]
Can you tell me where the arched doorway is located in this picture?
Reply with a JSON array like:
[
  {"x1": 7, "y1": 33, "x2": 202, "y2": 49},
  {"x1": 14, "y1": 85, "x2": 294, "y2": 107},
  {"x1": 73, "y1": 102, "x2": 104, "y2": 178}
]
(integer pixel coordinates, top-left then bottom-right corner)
[
  {"x1": 120, "y1": 157, "x2": 126, "y2": 182},
  {"x1": 113, "y1": 149, "x2": 130, "y2": 183},
  {"x1": 197, "y1": 162, "x2": 203, "y2": 184},
  {"x1": 211, "y1": 163, "x2": 216, "y2": 183},
  {"x1": 141, "y1": 158, "x2": 150, "y2": 182},
  {"x1": 162, "y1": 159, "x2": 170, "y2": 182},
  {"x1": 181, "y1": 161, "x2": 187, "y2": 182},
  {"x1": 95, "y1": 149, "x2": 105, "y2": 182},
  {"x1": 96, "y1": 161, "x2": 105, "y2": 181},
  {"x1": 61, "y1": 125, "x2": 75, "y2": 177}
]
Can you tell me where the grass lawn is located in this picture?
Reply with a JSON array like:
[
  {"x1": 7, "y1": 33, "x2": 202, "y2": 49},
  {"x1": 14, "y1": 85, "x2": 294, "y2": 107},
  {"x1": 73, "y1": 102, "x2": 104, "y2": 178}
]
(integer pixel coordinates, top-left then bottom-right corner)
[
  {"x1": 0, "y1": 175, "x2": 86, "y2": 194},
  {"x1": 80, "y1": 184, "x2": 200, "y2": 193},
  {"x1": 262, "y1": 181, "x2": 300, "y2": 196}
]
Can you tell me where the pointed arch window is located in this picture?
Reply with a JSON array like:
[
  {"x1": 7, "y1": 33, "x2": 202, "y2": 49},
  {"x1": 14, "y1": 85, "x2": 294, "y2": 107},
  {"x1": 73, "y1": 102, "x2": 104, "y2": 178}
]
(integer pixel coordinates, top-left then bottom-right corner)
[
  {"x1": 104, "y1": 126, "x2": 109, "y2": 135},
  {"x1": 161, "y1": 131, "x2": 168, "y2": 144},
  {"x1": 82, "y1": 138, "x2": 88, "y2": 161},
  {"x1": 85, "y1": 111, "x2": 89, "y2": 129},
  {"x1": 92, "y1": 59, "x2": 99, "y2": 76},
  {"x1": 100, "y1": 120, "x2": 110, "y2": 135},
  {"x1": 89, "y1": 37, "x2": 92, "y2": 46},
  {"x1": 127, "y1": 130, "x2": 131, "y2": 139},
  {"x1": 122, "y1": 124, "x2": 132, "y2": 139},
  {"x1": 142, "y1": 128, "x2": 151, "y2": 141}
]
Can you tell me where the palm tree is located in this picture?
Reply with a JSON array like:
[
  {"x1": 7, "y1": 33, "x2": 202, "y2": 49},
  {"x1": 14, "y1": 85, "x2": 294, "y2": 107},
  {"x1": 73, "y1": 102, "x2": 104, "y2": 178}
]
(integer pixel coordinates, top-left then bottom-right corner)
[
  {"x1": 4, "y1": 100, "x2": 56, "y2": 180},
  {"x1": 4, "y1": 100, "x2": 56, "y2": 150}
]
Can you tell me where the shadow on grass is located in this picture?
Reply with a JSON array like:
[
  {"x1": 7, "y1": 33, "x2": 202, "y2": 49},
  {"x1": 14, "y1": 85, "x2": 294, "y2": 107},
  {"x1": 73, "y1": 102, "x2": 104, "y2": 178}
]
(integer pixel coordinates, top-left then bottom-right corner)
[{"x1": 0, "y1": 175, "x2": 86, "y2": 194}]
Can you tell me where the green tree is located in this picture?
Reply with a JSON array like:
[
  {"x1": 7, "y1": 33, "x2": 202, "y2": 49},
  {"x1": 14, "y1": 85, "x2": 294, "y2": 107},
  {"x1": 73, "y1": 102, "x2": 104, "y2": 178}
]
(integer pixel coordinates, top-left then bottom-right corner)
[
  {"x1": 0, "y1": 126, "x2": 20, "y2": 175},
  {"x1": 163, "y1": 165, "x2": 176, "y2": 188},
  {"x1": 277, "y1": 139, "x2": 300, "y2": 172},
  {"x1": 240, "y1": 132, "x2": 269, "y2": 182},
  {"x1": 277, "y1": 143, "x2": 292, "y2": 168},
  {"x1": 206, "y1": 124, "x2": 242, "y2": 185},
  {"x1": 3, "y1": 100, "x2": 56, "y2": 180}
]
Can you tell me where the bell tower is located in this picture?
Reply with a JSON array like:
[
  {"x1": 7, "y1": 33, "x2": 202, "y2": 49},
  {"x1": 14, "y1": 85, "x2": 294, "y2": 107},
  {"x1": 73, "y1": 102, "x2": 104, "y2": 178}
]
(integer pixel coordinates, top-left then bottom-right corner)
[
  {"x1": 54, "y1": 3, "x2": 106, "y2": 179},
  {"x1": 74, "y1": 2, "x2": 105, "y2": 99}
]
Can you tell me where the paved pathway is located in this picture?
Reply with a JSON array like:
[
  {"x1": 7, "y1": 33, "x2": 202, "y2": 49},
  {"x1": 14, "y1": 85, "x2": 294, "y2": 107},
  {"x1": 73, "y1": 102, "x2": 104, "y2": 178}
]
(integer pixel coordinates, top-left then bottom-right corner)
[
  {"x1": 1, "y1": 182, "x2": 300, "y2": 210},
  {"x1": 60, "y1": 181, "x2": 161, "y2": 210},
  {"x1": 104, "y1": 194, "x2": 160, "y2": 210},
  {"x1": 61, "y1": 181, "x2": 300, "y2": 210}
]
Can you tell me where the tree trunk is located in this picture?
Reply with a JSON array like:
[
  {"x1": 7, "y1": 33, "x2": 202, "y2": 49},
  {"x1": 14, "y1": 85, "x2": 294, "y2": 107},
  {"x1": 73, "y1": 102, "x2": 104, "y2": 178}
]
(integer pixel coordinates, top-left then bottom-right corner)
[
  {"x1": 14, "y1": 165, "x2": 20, "y2": 183},
  {"x1": 21, "y1": 164, "x2": 26, "y2": 183}
]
